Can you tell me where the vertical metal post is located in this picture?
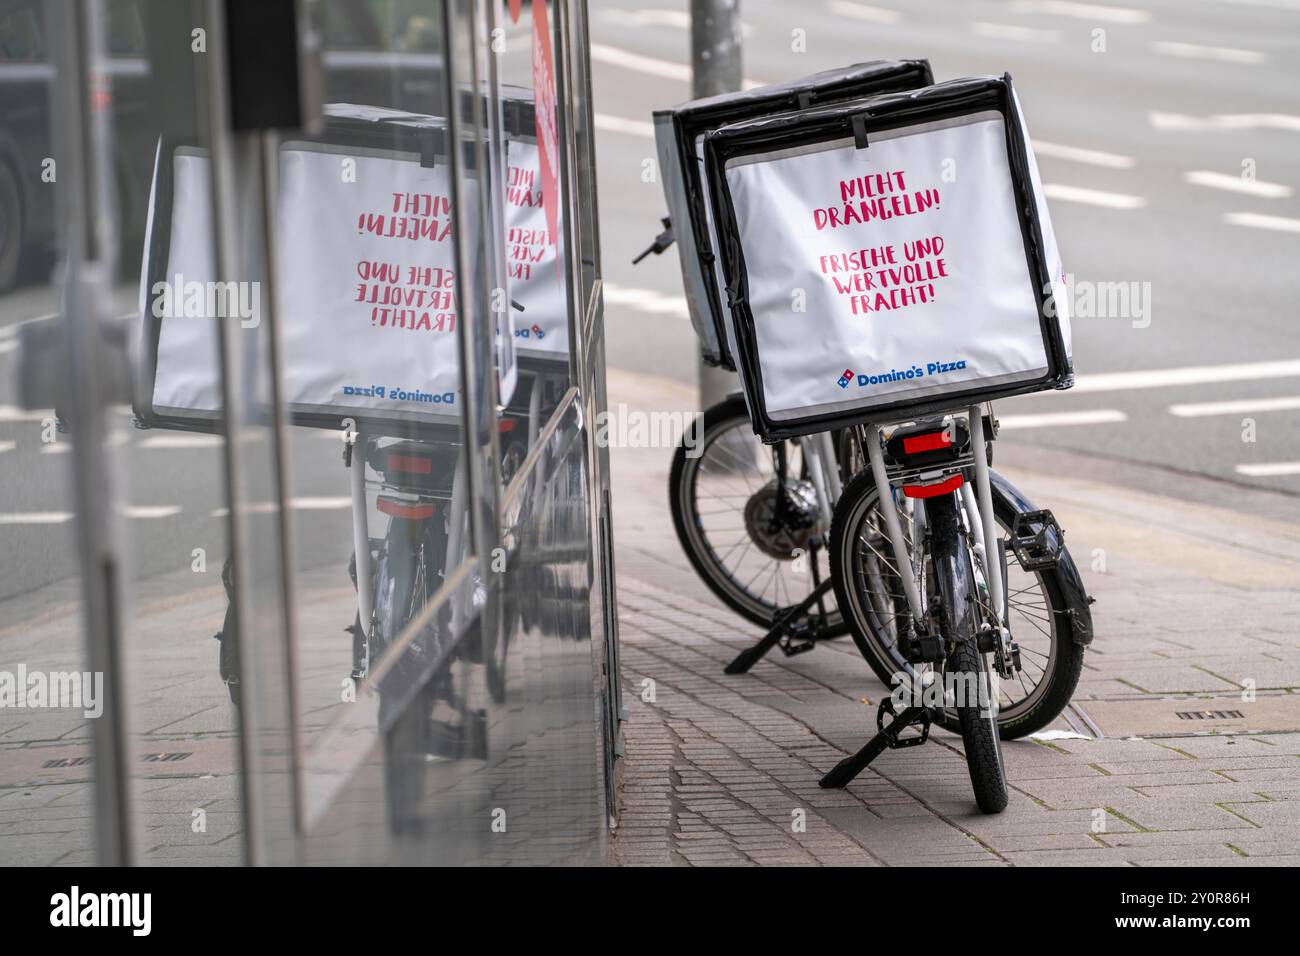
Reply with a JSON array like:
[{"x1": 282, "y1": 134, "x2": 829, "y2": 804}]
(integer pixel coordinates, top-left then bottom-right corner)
[
  {"x1": 44, "y1": 0, "x2": 133, "y2": 866},
  {"x1": 691, "y1": 0, "x2": 741, "y2": 410}
]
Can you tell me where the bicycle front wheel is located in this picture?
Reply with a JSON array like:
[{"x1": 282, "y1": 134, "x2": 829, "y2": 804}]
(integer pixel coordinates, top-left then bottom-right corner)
[{"x1": 928, "y1": 493, "x2": 1008, "y2": 814}]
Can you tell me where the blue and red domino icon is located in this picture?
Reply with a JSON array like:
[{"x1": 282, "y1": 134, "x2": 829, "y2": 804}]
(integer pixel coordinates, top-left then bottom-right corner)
[{"x1": 837, "y1": 368, "x2": 854, "y2": 389}]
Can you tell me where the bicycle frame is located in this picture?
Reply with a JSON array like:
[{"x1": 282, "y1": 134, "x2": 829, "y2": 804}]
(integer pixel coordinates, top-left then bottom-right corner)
[{"x1": 861, "y1": 404, "x2": 1006, "y2": 636}]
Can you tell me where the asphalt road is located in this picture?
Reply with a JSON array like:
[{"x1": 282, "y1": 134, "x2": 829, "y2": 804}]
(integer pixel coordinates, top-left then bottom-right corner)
[
  {"x1": 592, "y1": 0, "x2": 1300, "y2": 493},
  {"x1": 1, "y1": 0, "x2": 1298, "y2": 607}
]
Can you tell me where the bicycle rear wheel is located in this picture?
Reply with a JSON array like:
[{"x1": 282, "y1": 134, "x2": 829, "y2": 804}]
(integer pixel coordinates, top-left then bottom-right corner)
[
  {"x1": 670, "y1": 395, "x2": 845, "y2": 635},
  {"x1": 830, "y1": 468, "x2": 1085, "y2": 739}
]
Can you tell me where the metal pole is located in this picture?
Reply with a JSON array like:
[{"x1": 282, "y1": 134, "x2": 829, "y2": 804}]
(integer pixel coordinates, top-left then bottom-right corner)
[{"x1": 691, "y1": 0, "x2": 741, "y2": 411}]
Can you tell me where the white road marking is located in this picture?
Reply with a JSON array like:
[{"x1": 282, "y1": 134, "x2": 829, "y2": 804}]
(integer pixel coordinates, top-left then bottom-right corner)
[
  {"x1": 124, "y1": 505, "x2": 181, "y2": 519},
  {"x1": 1202, "y1": 0, "x2": 1300, "y2": 9},
  {"x1": 292, "y1": 496, "x2": 354, "y2": 510},
  {"x1": 1185, "y1": 170, "x2": 1293, "y2": 198},
  {"x1": 40, "y1": 444, "x2": 71, "y2": 455},
  {"x1": 589, "y1": 43, "x2": 690, "y2": 82},
  {"x1": 828, "y1": 1, "x2": 902, "y2": 24},
  {"x1": 1236, "y1": 461, "x2": 1300, "y2": 478},
  {"x1": 594, "y1": 113, "x2": 654, "y2": 139},
  {"x1": 0, "y1": 340, "x2": 17, "y2": 355},
  {"x1": 1010, "y1": 0, "x2": 1149, "y2": 23},
  {"x1": 972, "y1": 22, "x2": 1062, "y2": 42},
  {"x1": 997, "y1": 409, "x2": 1128, "y2": 429},
  {"x1": 209, "y1": 496, "x2": 354, "y2": 518},
  {"x1": 0, "y1": 512, "x2": 74, "y2": 525},
  {"x1": 137, "y1": 433, "x2": 224, "y2": 449},
  {"x1": 589, "y1": 43, "x2": 762, "y2": 89},
  {"x1": 0, "y1": 441, "x2": 15, "y2": 454},
  {"x1": 1150, "y1": 111, "x2": 1300, "y2": 132},
  {"x1": 1042, "y1": 183, "x2": 1147, "y2": 209},
  {"x1": 1169, "y1": 395, "x2": 1300, "y2": 417},
  {"x1": 1224, "y1": 211, "x2": 1300, "y2": 233},
  {"x1": 1074, "y1": 358, "x2": 1300, "y2": 393},
  {"x1": 603, "y1": 283, "x2": 690, "y2": 319},
  {"x1": 1032, "y1": 140, "x2": 1135, "y2": 169},
  {"x1": 1151, "y1": 40, "x2": 1267, "y2": 64},
  {"x1": 605, "y1": 8, "x2": 755, "y2": 35},
  {"x1": 0, "y1": 405, "x2": 54, "y2": 423}
]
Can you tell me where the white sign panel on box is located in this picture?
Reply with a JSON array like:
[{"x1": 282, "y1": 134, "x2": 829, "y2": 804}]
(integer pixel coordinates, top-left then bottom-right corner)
[{"x1": 706, "y1": 75, "x2": 1073, "y2": 441}]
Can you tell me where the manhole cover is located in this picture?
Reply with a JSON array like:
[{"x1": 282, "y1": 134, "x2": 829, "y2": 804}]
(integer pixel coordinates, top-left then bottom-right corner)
[{"x1": 1073, "y1": 696, "x2": 1300, "y2": 738}]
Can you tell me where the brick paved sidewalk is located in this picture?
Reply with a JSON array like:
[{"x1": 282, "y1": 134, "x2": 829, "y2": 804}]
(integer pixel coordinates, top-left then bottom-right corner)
[{"x1": 605, "y1": 369, "x2": 1300, "y2": 867}]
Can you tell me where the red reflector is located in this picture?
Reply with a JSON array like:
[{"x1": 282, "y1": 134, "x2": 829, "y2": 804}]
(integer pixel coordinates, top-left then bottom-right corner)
[
  {"x1": 498, "y1": 418, "x2": 517, "y2": 433},
  {"x1": 902, "y1": 474, "x2": 964, "y2": 499},
  {"x1": 377, "y1": 497, "x2": 436, "y2": 520},
  {"x1": 387, "y1": 454, "x2": 433, "y2": 475},
  {"x1": 903, "y1": 432, "x2": 952, "y2": 454}
]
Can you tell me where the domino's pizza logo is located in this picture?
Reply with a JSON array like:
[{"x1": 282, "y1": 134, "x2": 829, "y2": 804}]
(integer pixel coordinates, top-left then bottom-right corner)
[
  {"x1": 531, "y1": 324, "x2": 545, "y2": 339},
  {"x1": 836, "y1": 368, "x2": 854, "y2": 389}
]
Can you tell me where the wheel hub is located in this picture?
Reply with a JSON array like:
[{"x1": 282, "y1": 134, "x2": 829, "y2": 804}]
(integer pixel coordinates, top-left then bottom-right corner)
[{"x1": 743, "y1": 478, "x2": 821, "y2": 560}]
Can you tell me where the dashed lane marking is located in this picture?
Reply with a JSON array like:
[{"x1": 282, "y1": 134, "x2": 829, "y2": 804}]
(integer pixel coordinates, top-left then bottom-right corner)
[
  {"x1": 0, "y1": 512, "x2": 73, "y2": 525},
  {"x1": 828, "y1": 1, "x2": 903, "y2": 24},
  {"x1": 1073, "y1": 358, "x2": 1300, "y2": 393},
  {"x1": 1235, "y1": 461, "x2": 1300, "y2": 478},
  {"x1": 1185, "y1": 170, "x2": 1293, "y2": 198},
  {"x1": 1150, "y1": 111, "x2": 1300, "y2": 132},
  {"x1": 1033, "y1": 140, "x2": 1135, "y2": 169},
  {"x1": 1042, "y1": 183, "x2": 1147, "y2": 209},
  {"x1": 1151, "y1": 40, "x2": 1267, "y2": 64},
  {"x1": 594, "y1": 113, "x2": 654, "y2": 138},
  {"x1": 1224, "y1": 211, "x2": 1300, "y2": 233},
  {"x1": 603, "y1": 283, "x2": 690, "y2": 319},
  {"x1": 996, "y1": 409, "x2": 1128, "y2": 429},
  {"x1": 1169, "y1": 395, "x2": 1300, "y2": 417},
  {"x1": 1009, "y1": 0, "x2": 1149, "y2": 23},
  {"x1": 972, "y1": 22, "x2": 1062, "y2": 42}
]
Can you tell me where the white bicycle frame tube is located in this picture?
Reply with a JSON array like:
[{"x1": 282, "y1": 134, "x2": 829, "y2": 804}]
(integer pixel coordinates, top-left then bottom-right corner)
[
  {"x1": 819, "y1": 430, "x2": 843, "y2": 504},
  {"x1": 802, "y1": 436, "x2": 834, "y2": 527},
  {"x1": 960, "y1": 481, "x2": 986, "y2": 565},
  {"x1": 967, "y1": 405, "x2": 1004, "y2": 627},
  {"x1": 349, "y1": 424, "x2": 373, "y2": 637},
  {"x1": 865, "y1": 425, "x2": 925, "y2": 626}
]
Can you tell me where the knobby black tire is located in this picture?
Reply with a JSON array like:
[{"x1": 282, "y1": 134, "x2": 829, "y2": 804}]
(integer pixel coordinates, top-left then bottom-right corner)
[
  {"x1": 949, "y1": 637, "x2": 1010, "y2": 814},
  {"x1": 669, "y1": 394, "x2": 846, "y2": 636},
  {"x1": 829, "y1": 468, "x2": 1085, "y2": 739},
  {"x1": 928, "y1": 494, "x2": 1008, "y2": 815}
]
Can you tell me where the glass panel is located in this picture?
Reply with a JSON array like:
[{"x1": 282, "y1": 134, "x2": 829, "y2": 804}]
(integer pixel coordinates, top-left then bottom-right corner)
[
  {"x1": 0, "y1": 0, "x2": 99, "y2": 866},
  {"x1": 1, "y1": 0, "x2": 249, "y2": 865},
  {"x1": 288, "y1": 0, "x2": 485, "y2": 842}
]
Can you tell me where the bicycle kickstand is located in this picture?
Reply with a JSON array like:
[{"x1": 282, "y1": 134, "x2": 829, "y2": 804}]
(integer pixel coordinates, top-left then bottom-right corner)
[
  {"x1": 819, "y1": 699, "x2": 931, "y2": 789},
  {"x1": 724, "y1": 577, "x2": 834, "y2": 675}
]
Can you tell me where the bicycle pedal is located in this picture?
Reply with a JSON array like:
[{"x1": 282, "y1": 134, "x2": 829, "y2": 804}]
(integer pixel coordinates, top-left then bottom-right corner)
[
  {"x1": 903, "y1": 633, "x2": 946, "y2": 663},
  {"x1": 1009, "y1": 508, "x2": 1065, "y2": 571},
  {"x1": 876, "y1": 698, "x2": 930, "y2": 749},
  {"x1": 779, "y1": 635, "x2": 816, "y2": 656}
]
